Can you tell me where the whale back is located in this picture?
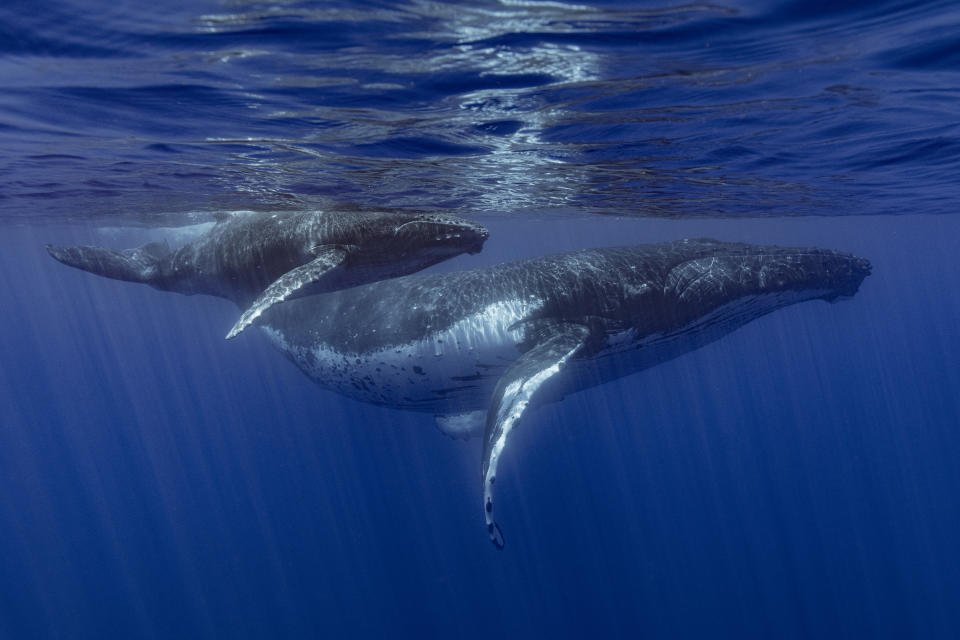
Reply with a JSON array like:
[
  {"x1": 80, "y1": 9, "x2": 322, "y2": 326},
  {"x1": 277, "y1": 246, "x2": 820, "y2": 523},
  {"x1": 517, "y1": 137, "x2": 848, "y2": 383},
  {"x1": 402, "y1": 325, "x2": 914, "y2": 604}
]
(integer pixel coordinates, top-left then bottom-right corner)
[{"x1": 262, "y1": 239, "x2": 871, "y2": 354}]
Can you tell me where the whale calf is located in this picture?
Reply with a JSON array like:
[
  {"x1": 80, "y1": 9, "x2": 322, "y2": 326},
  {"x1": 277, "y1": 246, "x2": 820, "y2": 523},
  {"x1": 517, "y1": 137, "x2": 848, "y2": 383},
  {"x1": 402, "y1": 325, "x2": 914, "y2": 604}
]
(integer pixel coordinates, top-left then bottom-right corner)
[
  {"x1": 47, "y1": 210, "x2": 488, "y2": 338},
  {"x1": 254, "y1": 239, "x2": 871, "y2": 548}
]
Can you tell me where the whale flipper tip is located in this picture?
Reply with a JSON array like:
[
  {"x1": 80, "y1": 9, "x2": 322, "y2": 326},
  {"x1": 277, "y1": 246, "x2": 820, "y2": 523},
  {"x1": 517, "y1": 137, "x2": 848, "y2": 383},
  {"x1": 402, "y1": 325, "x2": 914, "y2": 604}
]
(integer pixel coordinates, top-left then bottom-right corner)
[
  {"x1": 225, "y1": 319, "x2": 247, "y2": 340},
  {"x1": 489, "y1": 522, "x2": 504, "y2": 550}
]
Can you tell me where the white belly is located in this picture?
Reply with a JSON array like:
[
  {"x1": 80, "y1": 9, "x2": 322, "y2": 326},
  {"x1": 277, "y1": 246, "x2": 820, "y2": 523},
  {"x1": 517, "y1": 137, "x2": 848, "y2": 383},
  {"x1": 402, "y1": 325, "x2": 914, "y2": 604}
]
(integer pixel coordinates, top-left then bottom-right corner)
[{"x1": 261, "y1": 299, "x2": 540, "y2": 413}]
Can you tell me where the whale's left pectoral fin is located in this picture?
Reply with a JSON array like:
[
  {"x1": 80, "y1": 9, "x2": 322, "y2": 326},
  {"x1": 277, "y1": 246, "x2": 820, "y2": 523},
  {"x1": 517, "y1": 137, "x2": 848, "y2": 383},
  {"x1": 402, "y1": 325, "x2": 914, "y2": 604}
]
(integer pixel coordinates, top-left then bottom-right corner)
[
  {"x1": 481, "y1": 322, "x2": 591, "y2": 549},
  {"x1": 227, "y1": 246, "x2": 348, "y2": 339}
]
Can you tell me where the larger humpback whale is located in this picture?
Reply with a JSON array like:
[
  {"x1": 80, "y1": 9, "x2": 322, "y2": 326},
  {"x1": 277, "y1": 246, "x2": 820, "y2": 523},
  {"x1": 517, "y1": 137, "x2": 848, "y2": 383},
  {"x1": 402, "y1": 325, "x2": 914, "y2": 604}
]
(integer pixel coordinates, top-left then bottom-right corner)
[
  {"x1": 47, "y1": 210, "x2": 488, "y2": 338},
  {"x1": 254, "y1": 238, "x2": 871, "y2": 548}
]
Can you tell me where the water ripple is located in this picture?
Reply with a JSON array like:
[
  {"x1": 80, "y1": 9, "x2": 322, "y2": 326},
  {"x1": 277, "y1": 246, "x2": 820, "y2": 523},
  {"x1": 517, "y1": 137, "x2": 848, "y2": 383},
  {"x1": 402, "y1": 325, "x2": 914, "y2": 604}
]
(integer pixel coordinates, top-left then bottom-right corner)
[{"x1": 0, "y1": 0, "x2": 958, "y2": 222}]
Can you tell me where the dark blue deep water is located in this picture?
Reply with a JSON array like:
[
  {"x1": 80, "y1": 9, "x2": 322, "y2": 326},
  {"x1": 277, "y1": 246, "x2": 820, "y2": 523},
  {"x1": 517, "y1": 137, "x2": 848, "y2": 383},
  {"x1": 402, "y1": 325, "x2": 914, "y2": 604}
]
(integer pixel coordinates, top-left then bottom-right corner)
[{"x1": 2, "y1": 1, "x2": 960, "y2": 638}]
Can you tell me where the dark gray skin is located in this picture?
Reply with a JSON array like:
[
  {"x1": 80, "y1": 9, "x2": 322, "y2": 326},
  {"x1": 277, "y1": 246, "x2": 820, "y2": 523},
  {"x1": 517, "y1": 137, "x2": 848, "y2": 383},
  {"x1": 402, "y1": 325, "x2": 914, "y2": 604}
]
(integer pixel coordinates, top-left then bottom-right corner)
[
  {"x1": 254, "y1": 239, "x2": 871, "y2": 549},
  {"x1": 47, "y1": 210, "x2": 489, "y2": 337}
]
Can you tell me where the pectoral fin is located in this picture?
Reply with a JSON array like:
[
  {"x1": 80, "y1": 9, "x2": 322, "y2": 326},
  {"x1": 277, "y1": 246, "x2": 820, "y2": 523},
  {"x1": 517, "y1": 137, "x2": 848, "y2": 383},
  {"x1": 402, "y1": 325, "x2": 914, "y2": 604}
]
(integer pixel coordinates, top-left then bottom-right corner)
[
  {"x1": 481, "y1": 322, "x2": 590, "y2": 549},
  {"x1": 226, "y1": 246, "x2": 347, "y2": 339}
]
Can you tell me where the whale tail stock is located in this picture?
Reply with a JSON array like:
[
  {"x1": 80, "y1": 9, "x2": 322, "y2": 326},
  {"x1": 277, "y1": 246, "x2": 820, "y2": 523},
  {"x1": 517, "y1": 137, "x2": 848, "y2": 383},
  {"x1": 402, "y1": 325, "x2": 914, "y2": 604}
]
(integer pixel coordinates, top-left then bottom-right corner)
[{"x1": 46, "y1": 241, "x2": 170, "y2": 284}]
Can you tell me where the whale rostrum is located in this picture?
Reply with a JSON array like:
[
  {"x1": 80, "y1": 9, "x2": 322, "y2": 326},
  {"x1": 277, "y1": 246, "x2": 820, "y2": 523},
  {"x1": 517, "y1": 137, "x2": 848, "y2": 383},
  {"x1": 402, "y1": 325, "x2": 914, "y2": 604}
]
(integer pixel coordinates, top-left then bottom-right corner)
[
  {"x1": 46, "y1": 210, "x2": 489, "y2": 338},
  {"x1": 252, "y1": 239, "x2": 871, "y2": 549}
]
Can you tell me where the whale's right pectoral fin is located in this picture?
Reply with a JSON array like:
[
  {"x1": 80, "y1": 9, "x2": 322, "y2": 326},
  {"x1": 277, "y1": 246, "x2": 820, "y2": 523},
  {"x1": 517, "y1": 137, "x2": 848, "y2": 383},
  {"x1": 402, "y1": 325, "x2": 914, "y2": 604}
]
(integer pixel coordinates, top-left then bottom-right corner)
[
  {"x1": 480, "y1": 322, "x2": 591, "y2": 549},
  {"x1": 227, "y1": 246, "x2": 348, "y2": 339}
]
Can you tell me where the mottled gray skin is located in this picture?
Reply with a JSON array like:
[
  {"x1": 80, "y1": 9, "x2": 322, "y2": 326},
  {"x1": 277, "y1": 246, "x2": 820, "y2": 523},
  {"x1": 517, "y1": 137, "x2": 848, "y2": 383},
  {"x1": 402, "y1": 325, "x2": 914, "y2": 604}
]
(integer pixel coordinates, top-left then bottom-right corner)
[
  {"x1": 256, "y1": 238, "x2": 871, "y2": 548},
  {"x1": 46, "y1": 210, "x2": 488, "y2": 308}
]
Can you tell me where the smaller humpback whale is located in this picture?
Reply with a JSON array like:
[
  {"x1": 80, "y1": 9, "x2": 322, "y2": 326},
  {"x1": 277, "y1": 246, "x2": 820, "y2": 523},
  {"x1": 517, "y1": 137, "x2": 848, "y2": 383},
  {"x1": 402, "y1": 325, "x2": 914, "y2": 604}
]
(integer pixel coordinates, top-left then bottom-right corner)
[
  {"x1": 253, "y1": 239, "x2": 871, "y2": 549},
  {"x1": 46, "y1": 210, "x2": 488, "y2": 338}
]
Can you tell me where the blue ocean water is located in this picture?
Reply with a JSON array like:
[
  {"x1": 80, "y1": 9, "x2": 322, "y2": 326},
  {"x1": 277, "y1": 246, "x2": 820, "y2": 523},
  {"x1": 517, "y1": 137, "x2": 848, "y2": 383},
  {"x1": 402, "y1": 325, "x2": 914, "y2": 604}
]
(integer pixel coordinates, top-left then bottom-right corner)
[{"x1": 1, "y1": 0, "x2": 959, "y2": 638}]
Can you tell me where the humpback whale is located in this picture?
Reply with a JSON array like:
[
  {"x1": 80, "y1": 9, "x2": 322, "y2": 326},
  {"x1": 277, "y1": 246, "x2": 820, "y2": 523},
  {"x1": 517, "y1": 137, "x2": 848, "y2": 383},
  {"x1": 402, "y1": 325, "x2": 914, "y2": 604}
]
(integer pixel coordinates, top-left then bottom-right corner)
[
  {"x1": 46, "y1": 210, "x2": 488, "y2": 338},
  {"x1": 253, "y1": 239, "x2": 871, "y2": 549}
]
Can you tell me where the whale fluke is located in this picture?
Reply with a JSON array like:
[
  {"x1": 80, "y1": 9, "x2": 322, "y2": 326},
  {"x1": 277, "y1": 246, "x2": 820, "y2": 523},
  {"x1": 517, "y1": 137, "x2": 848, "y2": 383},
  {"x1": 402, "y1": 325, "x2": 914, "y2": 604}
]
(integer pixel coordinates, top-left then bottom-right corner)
[
  {"x1": 46, "y1": 241, "x2": 170, "y2": 284},
  {"x1": 226, "y1": 245, "x2": 349, "y2": 339}
]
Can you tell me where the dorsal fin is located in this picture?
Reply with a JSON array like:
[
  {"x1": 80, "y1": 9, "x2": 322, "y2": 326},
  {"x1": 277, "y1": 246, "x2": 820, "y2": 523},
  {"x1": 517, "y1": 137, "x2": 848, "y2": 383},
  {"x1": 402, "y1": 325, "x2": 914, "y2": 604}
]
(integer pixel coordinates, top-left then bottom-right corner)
[{"x1": 435, "y1": 411, "x2": 485, "y2": 440}]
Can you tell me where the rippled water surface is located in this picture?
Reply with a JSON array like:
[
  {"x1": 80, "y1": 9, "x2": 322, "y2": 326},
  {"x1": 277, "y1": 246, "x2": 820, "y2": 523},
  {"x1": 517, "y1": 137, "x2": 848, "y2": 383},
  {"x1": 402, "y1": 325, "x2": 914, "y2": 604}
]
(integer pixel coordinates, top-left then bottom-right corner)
[
  {"x1": 3, "y1": 0, "x2": 958, "y2": 221},
  {"x1": 3, "y1": 1, "x2": 960, "y2": 639}
]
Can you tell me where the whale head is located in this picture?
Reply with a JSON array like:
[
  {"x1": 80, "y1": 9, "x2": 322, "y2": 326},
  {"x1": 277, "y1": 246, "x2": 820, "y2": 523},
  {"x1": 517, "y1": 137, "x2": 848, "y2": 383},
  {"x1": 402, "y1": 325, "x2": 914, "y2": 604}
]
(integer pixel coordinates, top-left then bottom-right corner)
[
  {"x1": 391, "y1": 213, "x2": 489, "y2": 257},
  {"x1": 654, "y1": 240, "x2": 872, "y2": 334},
  {"x1": 341, "y1": 211, "x2": 489, "y2": 278}
]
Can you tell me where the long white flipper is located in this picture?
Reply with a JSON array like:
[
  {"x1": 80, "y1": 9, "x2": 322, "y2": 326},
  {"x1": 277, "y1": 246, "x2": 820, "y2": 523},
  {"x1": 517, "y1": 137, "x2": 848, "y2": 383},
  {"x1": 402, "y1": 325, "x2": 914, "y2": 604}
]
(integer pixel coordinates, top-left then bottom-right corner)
[
  {"x1": 481, "y1": 322, "x2": 590, "y2": 549},
  {"x1": 227, "y1": 246, "x2": 347, "y2": 339}
]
